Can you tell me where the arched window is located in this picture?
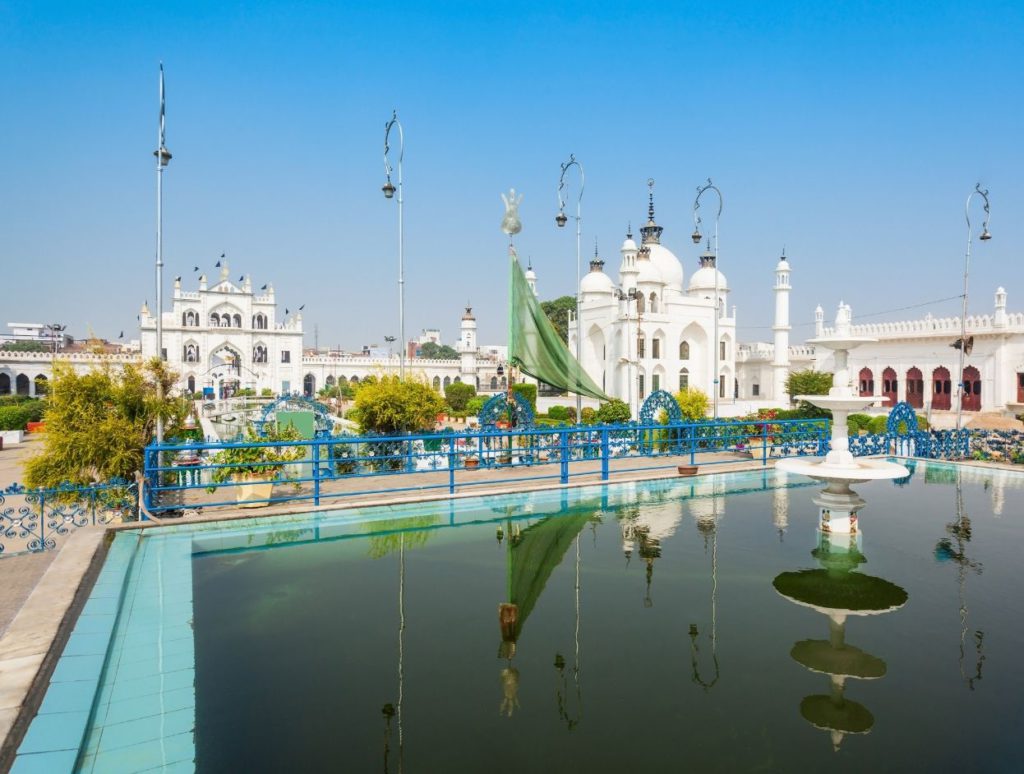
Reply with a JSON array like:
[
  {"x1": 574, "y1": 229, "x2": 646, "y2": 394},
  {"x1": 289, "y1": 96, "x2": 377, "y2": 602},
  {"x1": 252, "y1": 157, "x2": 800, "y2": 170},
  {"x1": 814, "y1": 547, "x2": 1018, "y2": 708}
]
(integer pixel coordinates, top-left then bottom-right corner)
[
  {"x1": 350, "y1": 375, "x2": 360, "y2": 384},
  {"x1": 253, "y1": 345, "x2": 268, "y2": 364},
  {"x1": 303, "y1": 374, "x2": 316, "y2": 397},
  {"x1": 932, "y1": 366, "x2": 951, "y2": 410},
  {"x1": 184, "y1": 344, "x2": 199, "y2": 363},
  {"x1": 882, "y1": 367, "x2": 898, "y2": 406},
  {"x1": 16, "y1": 374, "x2": 30, "y2": 395},
  {"x1": 635, "y1": 294, "x2": 645, "y2": 314},
  {"x1": 325, "y1": 375, "x2": 336, "y2": 387},
  {"x1": 490, "y1": 376, "x2": 498, "y2": 389},
  {"x1": 443, "y1": 376, "x2": 451, "y2": 389},
  {"x1": 637, "y1": 335, "x2": 646, "y2": 359},
  {"x1": 252, "y1": 313, "x2": 267, "y2": 330},
  {"x1": 210, "y1": 313, "x2": 220, "y2": 327},
  {"x1": 858, "y1": 368, "x2": 874, "y2": 397},
  {"x1": 962, "y1": 366, "x2": 982, "y2": 412},
  {"x1": 232, "y1": 314, "x2": 242, "y2": 328},
  {"x1": 649, "y1": 292, "x2": 658, "y2": 313},
  {"x1": 0, "y1": 374, "x2": 10, "y2": 395},
  {"x1": 679, "y1": 341, "x2": 690, "y2": 360},
  {"x1": 432, "y1": 376, "x2": 441, "y2": 391},
  {"x1": 501, "y1": 377, "x2": 508, "y2": 388},
  {"x1": 906, "y1": 367, "x2": 924, "y2": 409},
  {"x1": 34, "y1": 374, "x2": 48, "y2": 395},
  {"x1": 186, "y1": 375, "x2": 196, "y2": 394},
  {"x1": 679, "y1": 368, "x2": 689, "y2": 391},
  {"x1": 183, "y1": 310, "x2": 198, "y2": 326},
  {"x1": 454, "y1": 376, "x2": 461, "y2": 383},
  {"x1": 652, "y1": 337, "x2": 661, "y2": 359}
]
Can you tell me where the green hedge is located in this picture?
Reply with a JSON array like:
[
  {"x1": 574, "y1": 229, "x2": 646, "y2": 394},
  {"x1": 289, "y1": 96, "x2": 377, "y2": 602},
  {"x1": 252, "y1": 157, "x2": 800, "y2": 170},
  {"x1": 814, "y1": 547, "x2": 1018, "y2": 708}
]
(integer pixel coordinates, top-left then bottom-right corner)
[{"x1": 0, "y1": 400, "x2": 45, "y2": 431}]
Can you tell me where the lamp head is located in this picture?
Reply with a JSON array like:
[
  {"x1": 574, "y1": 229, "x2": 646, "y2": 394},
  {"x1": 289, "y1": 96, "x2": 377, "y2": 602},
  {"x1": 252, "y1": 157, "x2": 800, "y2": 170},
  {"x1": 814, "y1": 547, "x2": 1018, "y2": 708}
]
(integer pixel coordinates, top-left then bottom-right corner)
[
  {"x1": 691, "y1": 229, "x2": 702, "y2": 244},
  {"x1": 979, "y1": 228, "x2": 992, "y2": 241},
  {"x1": 496, "y1": 363, "x2": 504, "y2": 377},
  {"x1": 154, "y1": 146, "x2": 172, "y2": 167},
  {"x1": 555, "y1": 211, "x2": 568, "y2": 228},
  {"x1": 382, "y1": 180, "x2": 396, "y2": 199}
]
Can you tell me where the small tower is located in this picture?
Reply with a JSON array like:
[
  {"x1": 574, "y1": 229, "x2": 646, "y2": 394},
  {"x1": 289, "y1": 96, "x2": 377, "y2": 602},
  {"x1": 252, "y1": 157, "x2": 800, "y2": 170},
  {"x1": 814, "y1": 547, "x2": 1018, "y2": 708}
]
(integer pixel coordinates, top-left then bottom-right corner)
[
  {"x1": 525, "y1": 259, "x2": 538, "y2": 298},
  {"x1": 773, "y1": 252, "x2": 792, "y2": 403},
  {"x1": 619, "y1": 225, "x2": 639, "y2": 291},
  {"x1": 639, "y1": 179, "x2": 663, "y2": 246},
  {"x1": 814, "y1": 304, "x2": 825, "y2": 337},
  {"x1": 457, "y1": 304, "x2": 478, "y2": 382},
  {"x1": 220, "y1": 260, "x2": 230, "y2": 283},
  {"x1": 995, "y1": 287, "x2": 1008, "y2": 328}
]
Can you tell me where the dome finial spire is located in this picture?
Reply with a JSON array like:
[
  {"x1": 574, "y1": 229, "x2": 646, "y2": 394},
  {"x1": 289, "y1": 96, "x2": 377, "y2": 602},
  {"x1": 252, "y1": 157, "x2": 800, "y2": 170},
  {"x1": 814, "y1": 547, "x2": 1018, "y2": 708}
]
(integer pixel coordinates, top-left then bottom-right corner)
[
  {"x1": 647, "y1": 177, "x2": 655, "y2": 221},
  {"x1": 640, "y1": 178, "x2": 664, "y2": 245}
]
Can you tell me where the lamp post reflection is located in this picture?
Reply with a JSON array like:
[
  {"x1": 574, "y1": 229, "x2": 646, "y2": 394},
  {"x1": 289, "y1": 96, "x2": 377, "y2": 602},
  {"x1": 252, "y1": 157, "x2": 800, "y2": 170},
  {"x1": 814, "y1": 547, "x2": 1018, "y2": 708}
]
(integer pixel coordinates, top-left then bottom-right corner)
[
  {"x1": 934, "y1": 471, "x2": 985, "y2": 690},
  {"x1": 689, "y1": 497, "x2": 720, "y2": 690},
  {"x1": 382, "y1": 534, "x2": 406, "y2": 773}
]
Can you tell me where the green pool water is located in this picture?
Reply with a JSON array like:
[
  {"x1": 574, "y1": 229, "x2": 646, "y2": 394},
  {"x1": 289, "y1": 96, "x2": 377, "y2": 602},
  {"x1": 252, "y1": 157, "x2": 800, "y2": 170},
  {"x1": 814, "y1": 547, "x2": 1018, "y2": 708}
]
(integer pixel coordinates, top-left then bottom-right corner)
[{"x1": 15, "y1": 462, "x2": 1024, "y2": 772}]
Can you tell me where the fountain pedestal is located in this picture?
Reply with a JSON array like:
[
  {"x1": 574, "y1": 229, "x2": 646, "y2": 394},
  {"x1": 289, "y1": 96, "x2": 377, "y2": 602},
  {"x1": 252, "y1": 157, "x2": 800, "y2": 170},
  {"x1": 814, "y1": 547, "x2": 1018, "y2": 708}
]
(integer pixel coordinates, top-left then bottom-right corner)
[{"x1": 775, "y1": 306, "x2": 908, "y2": 532}]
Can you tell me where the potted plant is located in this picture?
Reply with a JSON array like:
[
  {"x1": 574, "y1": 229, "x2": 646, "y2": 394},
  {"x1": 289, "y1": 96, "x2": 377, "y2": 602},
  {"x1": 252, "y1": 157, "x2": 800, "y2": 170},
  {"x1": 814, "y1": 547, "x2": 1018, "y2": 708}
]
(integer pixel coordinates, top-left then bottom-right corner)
[
  {"x1": 207, "y1": 425, "x2": 305, "y2": 507},
  {"x1": 464, "y1": 455, "x2": 480, "y2": 470}
]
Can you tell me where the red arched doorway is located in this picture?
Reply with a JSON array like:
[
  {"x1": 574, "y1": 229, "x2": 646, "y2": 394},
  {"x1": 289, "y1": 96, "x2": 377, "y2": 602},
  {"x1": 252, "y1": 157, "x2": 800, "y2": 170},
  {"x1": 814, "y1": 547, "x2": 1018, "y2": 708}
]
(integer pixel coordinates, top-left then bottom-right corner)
[
  {"x1": 906, "y1": 367, "x2": 924, "y2": 409},
  {"x1": 858, "y1": 368, "x2": 874, "y2": 397},
  {"x1": 1018, "y1": 372, "x2": 1024, "y2": 403},
  {"x1": 882, "y1": 367, "x2": 898, "y2": 406},
  {"x1": 962, "y1": 366, "x2": 981, "y2": 412},
  {"x1": 932, "y1": 367, "x2": 951, "y2": 410}
]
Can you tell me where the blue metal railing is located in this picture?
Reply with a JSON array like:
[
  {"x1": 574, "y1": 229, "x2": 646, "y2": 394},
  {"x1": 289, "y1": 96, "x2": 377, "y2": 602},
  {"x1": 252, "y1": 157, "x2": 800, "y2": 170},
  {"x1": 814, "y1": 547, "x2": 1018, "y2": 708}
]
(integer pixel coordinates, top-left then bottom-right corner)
[
  {"x1": 0, "y1": 480, "x2": 139, "y2": 555},
  {"x1": 142, "y1": 418, "x2": 830, "y2": 514}
]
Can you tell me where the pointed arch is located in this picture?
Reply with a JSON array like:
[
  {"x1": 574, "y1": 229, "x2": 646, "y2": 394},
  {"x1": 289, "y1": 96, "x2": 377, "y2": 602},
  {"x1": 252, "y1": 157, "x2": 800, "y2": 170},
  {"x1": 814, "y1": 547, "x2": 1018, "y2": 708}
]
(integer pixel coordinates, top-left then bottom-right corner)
[
  {"x1": 932, "y1": 366, "x2": 951, "y2": 410},
  {"x1": 882, "y1": 367, "x2": 898, "y2": 406},
  {"x1": 432, "y1": 376, "x2": 441, "y2": 391},
  {"x1": 858, "y1": 367, "x2": 874, "y2": 397},
  {"x1": 0, "y1": 373, "x2": 10, "y2": 395},
  {"x1": 906, "y1": 367, "x2": 924, "y2": 409}
]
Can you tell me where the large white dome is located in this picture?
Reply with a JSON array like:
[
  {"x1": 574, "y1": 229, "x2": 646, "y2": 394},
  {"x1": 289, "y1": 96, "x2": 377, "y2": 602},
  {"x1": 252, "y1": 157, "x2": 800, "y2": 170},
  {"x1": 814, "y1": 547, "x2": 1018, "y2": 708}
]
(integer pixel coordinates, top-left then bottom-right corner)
[
  {"x1": 647, "y1": 243, "x2": 684, "y2": 291},
  {"x1": 581, "y1": 267, "x2": 615, "y2": 294},
  {"x1": 636, "y1": 255, "x2": 663, "y2": 285}
]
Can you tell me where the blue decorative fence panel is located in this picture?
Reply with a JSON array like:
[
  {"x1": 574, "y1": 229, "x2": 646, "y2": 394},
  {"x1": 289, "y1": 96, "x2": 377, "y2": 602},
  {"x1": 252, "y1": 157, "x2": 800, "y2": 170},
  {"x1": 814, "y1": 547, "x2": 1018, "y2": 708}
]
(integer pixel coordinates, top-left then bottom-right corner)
[
  {"x1": 0, "y1": 480, "x2": 138, "y2": 555},
  {"x1": 142, "y1": 418, "x2": 831, "y2": 515}
]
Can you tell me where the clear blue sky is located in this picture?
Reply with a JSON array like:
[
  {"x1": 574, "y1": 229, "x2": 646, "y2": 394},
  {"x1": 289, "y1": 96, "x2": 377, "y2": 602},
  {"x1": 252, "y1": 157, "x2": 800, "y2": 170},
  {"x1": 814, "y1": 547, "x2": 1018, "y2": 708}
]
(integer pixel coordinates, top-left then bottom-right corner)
[{"x1": 2, "y1": 1, "x2": 1021, "y2": 349}]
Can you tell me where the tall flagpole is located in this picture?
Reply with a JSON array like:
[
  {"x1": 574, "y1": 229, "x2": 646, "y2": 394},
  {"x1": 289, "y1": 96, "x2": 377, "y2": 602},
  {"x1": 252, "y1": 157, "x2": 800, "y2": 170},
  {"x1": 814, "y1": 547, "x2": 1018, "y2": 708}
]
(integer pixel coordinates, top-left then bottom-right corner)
[{"x1": 154, "y1": 64, "x2": 172, "y2": 444}]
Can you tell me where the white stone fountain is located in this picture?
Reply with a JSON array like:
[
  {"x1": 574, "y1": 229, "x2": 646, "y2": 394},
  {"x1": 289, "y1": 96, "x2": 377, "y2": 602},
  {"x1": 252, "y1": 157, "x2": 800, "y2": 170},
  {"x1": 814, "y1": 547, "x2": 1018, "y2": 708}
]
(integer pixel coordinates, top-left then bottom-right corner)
[{"x1": 776, "y1": 302, "x2": 908, "y2": 533}]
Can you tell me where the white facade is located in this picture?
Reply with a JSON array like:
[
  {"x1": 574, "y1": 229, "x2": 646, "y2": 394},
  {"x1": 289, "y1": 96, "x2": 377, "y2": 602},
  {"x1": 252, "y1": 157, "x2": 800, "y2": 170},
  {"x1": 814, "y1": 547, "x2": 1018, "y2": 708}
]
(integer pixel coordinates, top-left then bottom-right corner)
[
  {"x1": 140, "y1": 262, "x2": 304, "y2": 397},
  {"x1": 571, "y1": 191, "x2": 736, "y2": 415}
]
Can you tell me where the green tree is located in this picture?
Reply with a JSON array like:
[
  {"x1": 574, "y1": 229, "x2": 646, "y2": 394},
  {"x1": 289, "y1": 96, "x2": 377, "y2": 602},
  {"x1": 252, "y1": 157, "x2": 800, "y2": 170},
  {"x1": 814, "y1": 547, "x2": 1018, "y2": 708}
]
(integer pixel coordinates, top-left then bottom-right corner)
[
  {"x1": 595, "y1": 399, "x2": 631, "y2": 424},
  {"x1": 0, "y1": 341, "x2": 50, "y2": 353},
  {"x1": 444, "y1": 381, "x2": 476, "y2": 412},
  {"x1": 674, "y1": 388, "x2": 710, "y2": 421},
  {"x1": 465, "y1": 395, "x2": 487, "y2": 416},
  {"x1": 24, "y1": 360, "x2": 188, "y2": 487},
  {"x1": 353, "y1": 376, "x2": 445, "y2": 434},
  {"x1": 540, "y1": 296, "x2": 577, "y2": 343},
  {"x1": 418, "y1": 342, "x2": 459, "y2": 360},
  {"x1": 785, "y1": 369, "x2": 834, "y2": 415},
  {"x1": 511, "y1": 382, "x2": 537, "y2": 410}
]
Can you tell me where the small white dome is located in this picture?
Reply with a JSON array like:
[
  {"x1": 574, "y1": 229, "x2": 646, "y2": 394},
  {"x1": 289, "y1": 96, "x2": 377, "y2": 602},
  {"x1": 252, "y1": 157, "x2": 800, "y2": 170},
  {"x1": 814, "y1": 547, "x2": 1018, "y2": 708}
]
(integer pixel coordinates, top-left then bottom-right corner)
[
  {"x1": 581, "y1": 269, "x2": 615, "y2": 294},
  {"x1": 688, "y1": 265, "x2": 728, "y2": 293},
  {"x1": 525, "y1": 266, "x2": 536, "y2": 280},
  {"x1": 776, "y1": 256, "x2": 790, "y2": 273},
  {"x1": 621, "y1": 236, "x2": 637, "y2": 253}
]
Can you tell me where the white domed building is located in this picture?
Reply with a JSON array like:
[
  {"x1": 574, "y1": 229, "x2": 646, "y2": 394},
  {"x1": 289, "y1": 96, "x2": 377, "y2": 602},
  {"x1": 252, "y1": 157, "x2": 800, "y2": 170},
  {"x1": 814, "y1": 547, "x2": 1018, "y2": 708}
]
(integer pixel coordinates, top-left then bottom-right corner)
[{"x1": 570, "y1": 188, "x2": 736, "y2": 414}]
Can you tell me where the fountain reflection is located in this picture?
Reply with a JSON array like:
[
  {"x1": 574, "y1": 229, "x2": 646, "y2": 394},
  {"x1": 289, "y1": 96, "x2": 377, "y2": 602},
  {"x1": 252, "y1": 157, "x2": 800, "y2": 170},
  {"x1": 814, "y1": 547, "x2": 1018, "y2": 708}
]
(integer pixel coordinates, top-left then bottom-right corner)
[{"x1": 773, "y1": 491, "x2": 908, "y2": 752}]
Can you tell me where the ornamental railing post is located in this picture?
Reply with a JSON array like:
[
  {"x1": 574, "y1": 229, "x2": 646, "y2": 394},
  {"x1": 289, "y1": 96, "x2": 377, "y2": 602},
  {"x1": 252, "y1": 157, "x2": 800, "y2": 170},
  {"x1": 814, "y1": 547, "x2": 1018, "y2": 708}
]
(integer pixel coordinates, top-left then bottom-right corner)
[
  {"x1": 689, "y1": 424, "x2": 696, "y2": 465},
  {"x1": 312, "y1": 441, "x2": 321, "y2": 506},
  {"x1": 560, "y1": 428, "x2": 570, "y2": 484},
  {"x1": 600, "y1": 427, "x2": 610, "y2": 481},
  {"x1": 448, "y1": 436, "x2": 456, "y2": 494},
  {"x1": 761, "y1": 421, "x2": 768, "y2": 466}
]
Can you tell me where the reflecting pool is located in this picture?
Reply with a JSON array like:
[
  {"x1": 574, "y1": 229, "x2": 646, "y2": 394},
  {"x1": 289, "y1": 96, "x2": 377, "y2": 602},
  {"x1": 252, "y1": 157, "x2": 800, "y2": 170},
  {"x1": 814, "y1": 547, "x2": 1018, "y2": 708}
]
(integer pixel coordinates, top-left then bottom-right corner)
[
  {"x1": 32, "y1": 462, "x2": 1021, "y2": 772},
  {"x1": 181, "y1": 462, "x2": 1024, "y2": 772}
]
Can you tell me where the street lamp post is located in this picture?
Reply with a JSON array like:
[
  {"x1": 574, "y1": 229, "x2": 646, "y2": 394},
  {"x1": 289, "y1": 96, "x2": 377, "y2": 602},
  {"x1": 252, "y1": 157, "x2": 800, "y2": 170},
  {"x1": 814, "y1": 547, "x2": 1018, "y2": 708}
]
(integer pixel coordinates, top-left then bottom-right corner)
[
  {"x1": 44, "y1": 323, "x2": 66, "y2": 358},
  {"x1": 957, "y1": 184, "x2": 992, "y2": 432},
  {"x1": 556, "y1": 154, "x2": 584, "y2": 423},
  {"x1": 382, "y1": 111, "x2": 405, "y2": 380},
  {"x1": 154, "y1": 63, "x2": 172, "y2": 445},
  {"x1": 692, "y1": 179, "x2": 723, "y2": 419},
  {"x1": 615, "y1": 288, "x2": 641, "y2": 418}
]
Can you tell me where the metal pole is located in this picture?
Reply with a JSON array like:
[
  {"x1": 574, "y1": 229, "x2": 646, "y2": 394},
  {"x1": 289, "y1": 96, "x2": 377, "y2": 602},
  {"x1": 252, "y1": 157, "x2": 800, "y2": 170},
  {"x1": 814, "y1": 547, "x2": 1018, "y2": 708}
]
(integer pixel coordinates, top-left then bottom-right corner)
[
  {"x1": 383, "y1": 111, "x2": 405, "y2": 380},
  {"x1": 556, "y1": 155, "x2": 584, "y2": 423},
  {"x1": 154, "y1": 64, "x2": 171, "y2": 445},
  {"x1": 957, "y1": 184, "x2": 991, "y2": 432},
  {"x1": 693, "y1": 180, "x2": 723, "y2": 419}
]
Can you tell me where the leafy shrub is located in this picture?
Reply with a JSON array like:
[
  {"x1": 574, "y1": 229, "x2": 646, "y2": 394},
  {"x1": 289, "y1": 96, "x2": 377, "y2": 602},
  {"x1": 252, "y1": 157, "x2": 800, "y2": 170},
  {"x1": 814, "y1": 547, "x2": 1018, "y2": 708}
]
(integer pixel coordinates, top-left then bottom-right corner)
[
  {"x1": 868, "y1": 415, "x2": 889, "y2": 434},
  {"x1": 548, "y1": 405, "x2": 571, "y2": 421},
  {"x1": 595, "y1": 399, "x2": 631, "y2": 424},
  {"x1": 847, "y1": 414, "x2": 873, "y2": 434},
  {"x1": 444, "y1": 381, "x2": 476, "y2": 412},
  {"x1": 261, "y1": 388, "x2": 275, "y2": 398},
  {"x1": 355, "y1": 376, "x2": 445, "y2": 434},
  {"x1": 511, "y1": 382, "x2": 537, "y2": 410},
  {"x1": 0, "y1": 404, "x2": 38, "y2": 431},
  {"x1": 465, "y1": 396, "x2": 487, "y2": 416},
  {"x1": 674, "y1": 388, "x2": 710, "y2": 421},
  {"x1": 581, "y1": 407, "x2": 597, "y2": 424}
]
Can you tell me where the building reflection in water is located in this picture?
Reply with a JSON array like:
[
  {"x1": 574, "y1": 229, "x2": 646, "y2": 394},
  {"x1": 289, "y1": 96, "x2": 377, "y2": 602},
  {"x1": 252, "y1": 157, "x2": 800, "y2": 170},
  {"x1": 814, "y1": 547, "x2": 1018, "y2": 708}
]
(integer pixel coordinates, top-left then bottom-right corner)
[{"x1": 773, "y1": 488, "x2": 908, "y2": 752}]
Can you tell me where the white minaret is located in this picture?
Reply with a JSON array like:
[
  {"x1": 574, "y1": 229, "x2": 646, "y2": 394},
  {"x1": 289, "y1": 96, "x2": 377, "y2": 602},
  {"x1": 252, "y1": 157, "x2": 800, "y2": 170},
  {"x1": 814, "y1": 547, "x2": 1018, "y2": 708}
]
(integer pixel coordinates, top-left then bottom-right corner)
[
  {"x1": 525, "y1": 260, "x2": 538, "y2": 297},
  {"x1": 457, "y1": 305, "x2": 478, "y2": 382},
  {"x1": 773, "y1": 253, "x2": 792, "y2": 403},
  {"x1": 995, "y1": 287, "x2": 1008, "y2": 328},
  {"x1": 618, "y1": 226, "x2": 639, "y2": 292},
  {"x1": 814, "y1": 304, "x2": 825, "y2": 337}
]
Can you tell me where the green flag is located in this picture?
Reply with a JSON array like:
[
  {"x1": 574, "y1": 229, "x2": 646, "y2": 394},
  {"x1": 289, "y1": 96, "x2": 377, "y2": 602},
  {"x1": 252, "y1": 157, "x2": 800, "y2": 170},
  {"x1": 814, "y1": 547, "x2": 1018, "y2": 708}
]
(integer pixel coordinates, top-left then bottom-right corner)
[{"x1": 508, "y1": 251, "x2": 611, "y2": 402}]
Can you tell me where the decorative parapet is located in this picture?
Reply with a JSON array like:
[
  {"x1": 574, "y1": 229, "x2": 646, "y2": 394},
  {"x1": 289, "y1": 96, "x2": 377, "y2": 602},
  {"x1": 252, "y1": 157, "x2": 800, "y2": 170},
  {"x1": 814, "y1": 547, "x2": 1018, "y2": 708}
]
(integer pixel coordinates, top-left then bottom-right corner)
[
  {"x1": 820, "y1": 311, "x2": 1024, "y2": 339},
  {"x1": 0, "y1": 351, "x2": 143, "y2": 364}
]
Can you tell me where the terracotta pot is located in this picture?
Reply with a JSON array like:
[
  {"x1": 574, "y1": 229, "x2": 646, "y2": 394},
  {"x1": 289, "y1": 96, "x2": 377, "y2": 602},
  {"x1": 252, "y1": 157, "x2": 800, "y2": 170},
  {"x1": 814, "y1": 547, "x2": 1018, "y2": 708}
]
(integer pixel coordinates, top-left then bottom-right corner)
[
  {"x1": 464, "y1": 458, "x2": 480, "y2": 469},
  {"x1": 677, "y1": 465, "x2": 698, "y2": 476}
]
